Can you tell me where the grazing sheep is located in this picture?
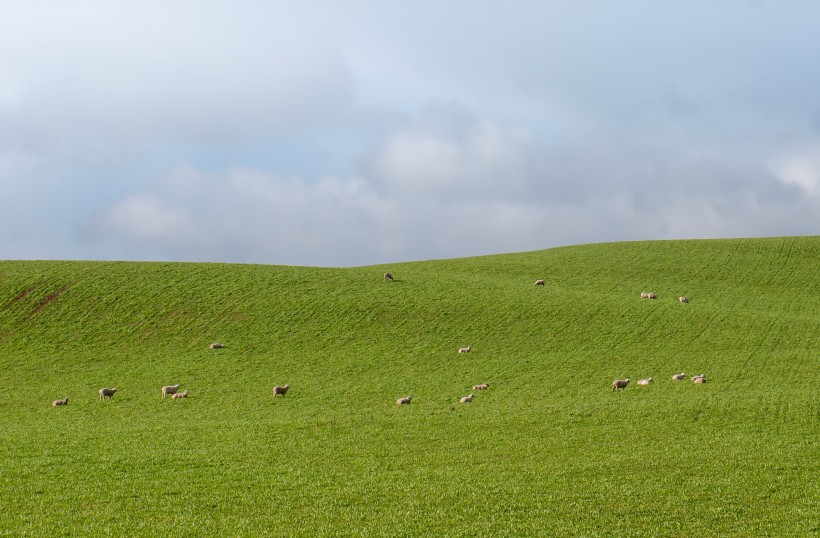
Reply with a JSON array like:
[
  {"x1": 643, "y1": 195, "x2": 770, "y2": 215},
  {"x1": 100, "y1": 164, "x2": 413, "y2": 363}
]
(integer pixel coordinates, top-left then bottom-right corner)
[
  {"x1": 52, "y1": 397, "x2": 68, "y2": 407},
  {"x1": 679, "y1": 296, "x2": 689, "y2": 303},
  {"x1": 472, "y1": 383, "x2": 490, "y2": 390},
  {"x1": 460, "y1": 394, "x2": 474, "y2": 403},
  {"x1": 612, "y1": 379, "x2": 630, "y2": 391},
  {"x1": 396, "y1": 395, "x2": 412, "y2": 405},
  {"x1": 171, "y1": 390, "x2": 189, "y2": 399},
  {"x1": 272, "y1": 384, "x2": 290, "y2": 397},
  {"x1": 672, "y1": 373, "x2": 687, "y2": 381},
  {"x1": 648, "y1": 293, "x2": 657, "y2": 299},
  {"x1": 640, "y1": 292, "x2": 650, "y2": 299},
  {"x1": 161, "y1": 384, "x2": 181, "y2": 399},
  {"x1": 210, "y1": 342, "x2": 225, "y2": 349},
  {"x1": 637, "y1": 378, "x2": 654, "y2": 386},
  {"x1": 99, "y1": 387, "x2": 117, "y2": 400},
  {"x1": 534, "y1": 279, "x2": 545, "y2": 286},
  {"x1": 458, "y1": 345, "x2": 472, "y2": 353},
  {"x1": 691, "y1": 374, "x2": 706, "y2": 383},
  {"x1": 384, "y1": 272, "x2": 394, "y2": 281}
]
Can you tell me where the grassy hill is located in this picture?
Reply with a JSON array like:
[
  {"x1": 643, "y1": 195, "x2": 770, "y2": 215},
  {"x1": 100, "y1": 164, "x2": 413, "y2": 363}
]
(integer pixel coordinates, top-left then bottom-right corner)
[{"x1": 0, "y1": 236, "x2": 817, "y2": 536}]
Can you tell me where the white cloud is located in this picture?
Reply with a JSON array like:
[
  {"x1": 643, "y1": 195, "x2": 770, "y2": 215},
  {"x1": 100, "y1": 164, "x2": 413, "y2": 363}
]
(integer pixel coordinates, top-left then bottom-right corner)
[
  {"x1": 372, "y1": 113, "x2": 536, "y2": 200},
  {"x1": 771, "y1": 143, "x2": 820, "y2": 197}
]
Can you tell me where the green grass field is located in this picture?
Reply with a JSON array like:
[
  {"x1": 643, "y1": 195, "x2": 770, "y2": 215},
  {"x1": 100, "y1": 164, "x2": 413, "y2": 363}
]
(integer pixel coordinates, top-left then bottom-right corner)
[{"x1": 0, "y1": 237, "x2": 817, "y2": 536}]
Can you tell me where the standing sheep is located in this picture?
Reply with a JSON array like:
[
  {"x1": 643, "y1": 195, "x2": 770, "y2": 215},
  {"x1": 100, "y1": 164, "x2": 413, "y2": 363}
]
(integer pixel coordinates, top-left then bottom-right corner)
[
  {"x1": 459, "y1": 394, "x2": 474, "y2": 403},
  {"x1": 640, "y1": 292, "x2": 650, "y2": 299},
  {"x1": 396, "y1": 395, "x2": 412, "y2": 405},
  {"x1": 161, "y1": 384, "x2": 181, "y2": 399},
  {"x1": 679, "y1": 296, "x2": 689, "y2": 303},
  {"x1": 672, "y1": 373, "x2": 687, "y2": 381},
  {"x1": 99, "y1": 387, "x2": 117, "y2": 400},
  {"x1": 458, "y1": 345, "x2": 472, "y2": 354},
  {"x1": 52, "y1": 397, "x2": 68, "y2": 407},
  {"x1": 272, "y1": 384, "x2": 290, "y2": 397},
  {"x1": 637, "y1": 378, "x2": 654, "y2": 386},
  {"x1": 612, "y1": 379, "x2": 630, "y2": 391},
  {"x1": 692, "y1": 376, "x2": 707, "y2": 384},
  {"x1": 384, "y1": 272, "x2": 394, "y2": 281},
  {"x1": 171, "y1": 390, "x2": 189, "y2": 399},
  {"x1": 472, "y1": 383, "x2": 490, "y2": 390},
  {"x1": 210, "y1": 343, "x2": 225, "y2": 349},
  {"x1": 534, "y1": 279, "x2": 545, "y2": 286}
]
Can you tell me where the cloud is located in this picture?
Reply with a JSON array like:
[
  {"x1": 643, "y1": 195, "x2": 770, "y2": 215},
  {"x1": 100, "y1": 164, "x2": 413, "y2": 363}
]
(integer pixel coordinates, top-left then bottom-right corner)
[
  {"x1": 83, "y1": 110, "x2": 820, "y2": 266},
  {"x1": 371, "y1": 110, "x2": 536, "y2": 200},
  {"x1": 2, "y1": 2, "x2": 819, "y2": 265},
  {"x1": 1, "y1": 1, "x2": 353, "y2": 152},
  {"x1": 771, "y1": 142, "x2": 820, "y2": 197}
]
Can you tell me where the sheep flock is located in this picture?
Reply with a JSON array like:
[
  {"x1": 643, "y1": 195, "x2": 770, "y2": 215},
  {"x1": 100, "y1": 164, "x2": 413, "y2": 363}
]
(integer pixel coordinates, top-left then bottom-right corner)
[{"x1": 50, "y1": 275, "x2": 710, "y2": 410}]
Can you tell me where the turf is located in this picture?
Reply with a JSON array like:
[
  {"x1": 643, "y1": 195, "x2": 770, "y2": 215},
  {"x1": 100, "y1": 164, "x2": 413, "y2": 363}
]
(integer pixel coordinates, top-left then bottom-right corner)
[{"x1": 0, "y1": 237, "x2": 817, "y2": 536}]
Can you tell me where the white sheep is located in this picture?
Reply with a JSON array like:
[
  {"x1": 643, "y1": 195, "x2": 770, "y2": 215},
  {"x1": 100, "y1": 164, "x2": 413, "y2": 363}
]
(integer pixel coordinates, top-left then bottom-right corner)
[
  {"x1": 458, "y1": 345, "x2": 472, "y2": 353},
  {"x1": 672, "y1": 373, "x2": 687, "y2": 381},
  {"x1": 640, "y1": 292, "x2": 650, "y2": 299},
  {"x1": 396, "y1": 395, "x2": 412, "y2": 405},
  {"x1": 272, "y1": 384, "x2": 290, "y2": 397},
  {"x1": 612, "y1": 379, "x2": 630, "y2": 391},
  {"x1": 637, "y1": 378, "x2": 654, "y2": 386},
  {"x1": 472, "y1": 383, "x2": 489, "y2": 390},
  {"x1": 210, "y1": 342, "x2": 225, "y2": 349},
  {"x1": 648, "y1": 293, "x2": 657, "y2": 299},
  {"x1": 171, "y1": 390, "x2": 189, "y2": 399},
  {"x1": 51, "y1": 397, "x2": 68, "y2": 407},
  {"x1": 99, "y1": 387, "x2": 117, "y2": 400},
  {"x1": 534, "y1": 279, "x2": 545, "y2": 286},
  {"x1": 161, "y1": 384, "x2": 181, "y2": 399},
  {"x1": 384, "y1": 272, "x2": 394, "y2": 281},
  {"x1": 691, "y1": 374, "x2": 706, "y2": 383},
  {"x1": 459, "y1": 394, "x2": 474, "y2": 403},
  {"x1": 679, "y1": 296, "x2": 689, "y2": 303}
]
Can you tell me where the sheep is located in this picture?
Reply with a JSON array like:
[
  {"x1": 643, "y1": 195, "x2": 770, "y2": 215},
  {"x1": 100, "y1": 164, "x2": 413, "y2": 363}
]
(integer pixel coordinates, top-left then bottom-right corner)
[
  {"x1": 640, "y1": 292, "x2": 649, "y2": 299},
  {"x1": 679, "y1": 296, "x2": 689, "y2": 303},
  {"x1": 458, "y1": 345, "x2": 472, "y2": 354},
  {"x1": 672, "y1": 373, "x2": 687, "y2": 381},
  {"x1": 472, "y1": 383, "x2": 490, "y2": 390},
  {"x1": 209, "y1": 343, "x2": 225, "y2": 349},
  {"x1": 534, "y1": 279, "x2": 545, "y2": 286},
  {"x1": 161, "y1": 384, "x2": 181, "y2": 398},
  {"x1": 51, "y1": 397, "x2": 68, "y2": 407},
  {"x1": 396, "y1": 395, "x2": 412, "y2": 405},
  {"x1": 612, "y1": 379, "x2": 630, "y2": 391},
  {"x1": 637, "y1": 378, "x2": 654, "y2": 386},
  {"x1": 459, "y1": 394, "x2": 474, "y2": 403},
  {"x1": 99, "y1": 387, "x2": 117, "y2": 400},
  {"x1": 171, "y1": 390, "x2": 189, "y2": 399},
  {"x1": 648, "y1": 293, "x2": 657, "y2": 299},
  {"x1": 692, "y1": 376, "x2": 707, "y2": 384},
  {"x1": 272, "y1": 384, "x2": 290, "y2": 397},
  {"x1": 384, "y1": 272, "x2": 394, "y2": 281}
]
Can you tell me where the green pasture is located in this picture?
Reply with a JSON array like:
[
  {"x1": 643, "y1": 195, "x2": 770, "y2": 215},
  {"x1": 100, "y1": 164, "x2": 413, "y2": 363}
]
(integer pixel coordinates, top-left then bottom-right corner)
[{"x1": 0, "y1": 237, "x2": 817, "y2": 536}]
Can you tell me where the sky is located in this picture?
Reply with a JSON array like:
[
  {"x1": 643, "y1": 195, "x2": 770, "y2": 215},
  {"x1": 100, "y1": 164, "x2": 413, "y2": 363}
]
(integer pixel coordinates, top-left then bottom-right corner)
[{"x1": 1, "y1": 1, "x2": 819, "y2": 267}]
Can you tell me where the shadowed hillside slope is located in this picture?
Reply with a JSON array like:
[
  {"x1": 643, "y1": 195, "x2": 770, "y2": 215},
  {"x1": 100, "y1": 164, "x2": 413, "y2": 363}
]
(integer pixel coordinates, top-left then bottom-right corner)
[{"x1": 0, "y1": 237, "x2": 817, "y2": 536}]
